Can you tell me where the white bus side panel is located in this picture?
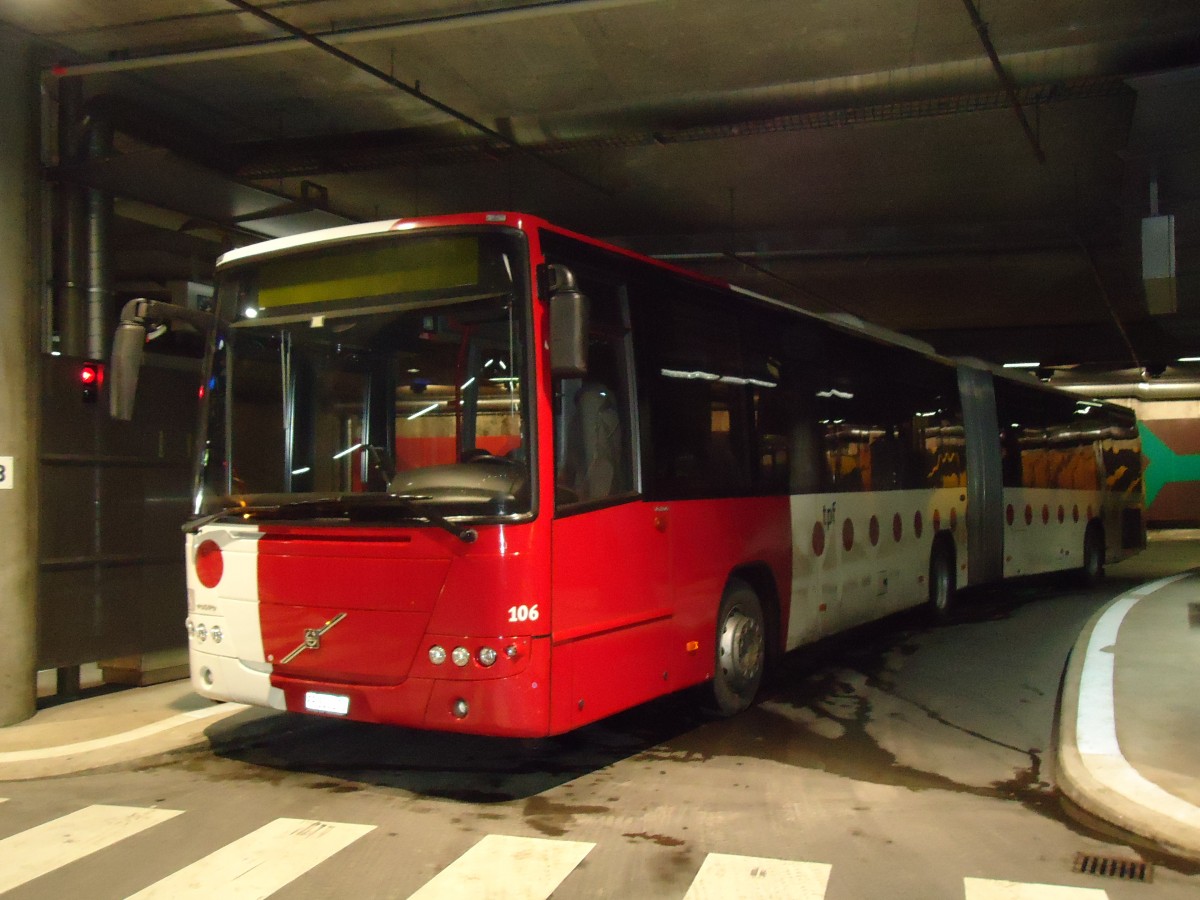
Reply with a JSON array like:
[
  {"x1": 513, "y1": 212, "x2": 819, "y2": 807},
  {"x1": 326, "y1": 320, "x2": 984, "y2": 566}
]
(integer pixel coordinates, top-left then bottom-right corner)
[
  {"x1": 787, "y1": 487, "x2": 967, "y2": 651},
  {"x1": 185, "y1": 527, "x2": 284, "y2": 710}
]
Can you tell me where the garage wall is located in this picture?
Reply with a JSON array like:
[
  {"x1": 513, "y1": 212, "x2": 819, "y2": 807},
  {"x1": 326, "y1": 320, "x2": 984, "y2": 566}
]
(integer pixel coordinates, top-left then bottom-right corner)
[{"x1": 1126, "y1": 399, "x2": 1200, "y2": 527}]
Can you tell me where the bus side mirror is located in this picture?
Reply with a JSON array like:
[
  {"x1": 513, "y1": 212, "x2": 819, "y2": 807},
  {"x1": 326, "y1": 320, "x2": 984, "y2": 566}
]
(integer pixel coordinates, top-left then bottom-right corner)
[
  {"x1": 546, "y1": 264, "x2": 589, "y2": 378},
  {"x1": 108, "y1": 297, "x2": 221, "y2": 421},
  {"x1": 109, "y1": 319, "x2": 147, "y2": 421}
]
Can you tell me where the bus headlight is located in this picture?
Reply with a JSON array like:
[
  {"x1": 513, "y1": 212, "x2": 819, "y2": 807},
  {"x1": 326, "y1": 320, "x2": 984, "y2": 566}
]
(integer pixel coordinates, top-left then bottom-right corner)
[
  {"x1": 429, "y1": 645, "x2": 447, "y2": 665},
  {"x1": 477, "y1": 647, "x2": 498, "y2": 667},
  {"x1": 451, "y1": 647, "x2": 471, "y2": 667}
]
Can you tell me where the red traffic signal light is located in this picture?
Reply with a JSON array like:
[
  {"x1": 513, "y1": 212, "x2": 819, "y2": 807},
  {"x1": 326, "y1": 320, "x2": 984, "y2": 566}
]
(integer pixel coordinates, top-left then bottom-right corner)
[{"x1": 80, "y1": 361, "x2": 102, "y2": 402}]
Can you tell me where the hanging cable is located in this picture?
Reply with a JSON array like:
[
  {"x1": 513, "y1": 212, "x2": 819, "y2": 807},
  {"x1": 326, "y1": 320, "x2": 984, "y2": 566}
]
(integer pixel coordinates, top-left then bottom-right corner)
[{"x1": 959, "y1": 0, "x2": 1046, "y2": 164}]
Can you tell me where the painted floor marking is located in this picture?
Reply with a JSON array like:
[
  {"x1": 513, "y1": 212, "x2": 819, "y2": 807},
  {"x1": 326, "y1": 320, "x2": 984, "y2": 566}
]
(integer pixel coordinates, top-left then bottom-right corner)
[
  {"x1": 683, "y1": 852, "x2": 831, "y2": 899},
  {"x1": 126, "y1": 817, "x2": 374, "y2": 899},
  {"x1": 0, "y1": 804, "x2": 183, "y2": 894},
  {"x1": 0, "y1": 701, "x2": 249, "y2": 763},
  {"x1": 964, "y1": 876, "x2": 1109, "y2": 899},
  {"x1": 407, "y1": 833, "x2": 594, "y2": 900},
  {"x1": 1075, "y1": 573, "x2": 1200, "y2": 829}
]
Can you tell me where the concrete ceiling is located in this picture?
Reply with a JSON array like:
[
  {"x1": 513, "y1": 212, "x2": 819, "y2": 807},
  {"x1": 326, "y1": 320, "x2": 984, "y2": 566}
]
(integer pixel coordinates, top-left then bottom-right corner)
[{"x1": 5, "y1": 0, "x2": 1200, "y2": 378}]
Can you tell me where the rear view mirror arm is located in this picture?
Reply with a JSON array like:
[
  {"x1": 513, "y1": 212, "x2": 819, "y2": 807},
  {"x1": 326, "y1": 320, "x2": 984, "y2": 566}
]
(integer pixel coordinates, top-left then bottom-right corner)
[{"x1": 109, "y1": 298, "x2": 223, "y2": 421}]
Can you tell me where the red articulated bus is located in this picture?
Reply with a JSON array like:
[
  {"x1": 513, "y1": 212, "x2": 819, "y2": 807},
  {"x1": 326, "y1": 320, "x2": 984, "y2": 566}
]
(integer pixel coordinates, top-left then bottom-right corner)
[{"x1": 110, "y1": 212, "x2": 1145, "y2": 736}]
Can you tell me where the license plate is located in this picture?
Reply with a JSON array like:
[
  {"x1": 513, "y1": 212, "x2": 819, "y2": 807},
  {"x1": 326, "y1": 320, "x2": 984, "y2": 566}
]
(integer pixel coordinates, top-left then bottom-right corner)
[{"x1": 304, "y1": 691, "x2": 350, "y2": 716}]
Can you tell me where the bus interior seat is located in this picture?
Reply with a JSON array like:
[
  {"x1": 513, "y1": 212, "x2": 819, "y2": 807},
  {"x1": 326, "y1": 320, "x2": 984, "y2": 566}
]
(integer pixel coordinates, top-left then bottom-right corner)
[{"x1": 559, "y1": 379, "x2": 622, "y2": 502}]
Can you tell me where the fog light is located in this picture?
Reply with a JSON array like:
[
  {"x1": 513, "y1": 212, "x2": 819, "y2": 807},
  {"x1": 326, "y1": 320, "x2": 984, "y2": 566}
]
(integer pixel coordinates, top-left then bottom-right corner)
[
  {"x1": 505, "y1": 644, "x2": 519, "y2": 660},
  {"x1": 200, "y1": 666, "x2": 214, "y2": 686},
  {"x1": 210, "y1": 625, "x2": 223, "y2": 644},
  {"x1": 478, "y1": 646, "x2": 497, "y2": 667},
  {"x1": 196, "y1": 624, "x2": 208, "y2": 642},
  {"x1": 451, "y1": 646, "x2": 470, "y2": 667},
  {"x1": 453, "y1": 699, "x2": 469, "y2": 718},
  {"x1": 429, "y1": 645, "x2": 447, "y2": 665}
]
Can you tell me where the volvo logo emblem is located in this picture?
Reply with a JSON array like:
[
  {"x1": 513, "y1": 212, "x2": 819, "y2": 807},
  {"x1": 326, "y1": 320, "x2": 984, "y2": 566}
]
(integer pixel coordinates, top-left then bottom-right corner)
[{"x1": 281, "y1": 612, "x2": 347, "y2": 664}]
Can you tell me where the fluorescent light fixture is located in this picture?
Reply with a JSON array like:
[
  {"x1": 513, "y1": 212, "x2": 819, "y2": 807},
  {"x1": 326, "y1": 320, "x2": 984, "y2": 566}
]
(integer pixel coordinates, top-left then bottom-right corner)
[
  {"x1": 816, "y1": 388, "x2": 854, "y2": 400},
  {"x1": 1003, "y1": 361, "x2": 1039, "y2": 369},
  {"x1": 407, "y1": 402, "x2": 441, "y2": 420},
  {"x1": 243, "y1": 307, "x2": 259, "y2": 319},
  {"x1": 460, "y1": 377, "x2": 477, "y2": 390},
  {"x1": 661, "y1": 368, "x2": 720, "y2": 381},
  {"x1": 1178, "y1": 356, "x2": 1200, "y2": 363},
  {"x1": 331, "y1": 442, "x2": 363, "y2": 460},
  {"x1": 291, "y1": 466, "x2": 311, "y2": 476}
]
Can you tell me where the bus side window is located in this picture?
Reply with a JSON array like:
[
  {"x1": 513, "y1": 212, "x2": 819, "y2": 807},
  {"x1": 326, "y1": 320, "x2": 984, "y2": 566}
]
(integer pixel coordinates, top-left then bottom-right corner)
[{"x1": 635, "y1": 285, "x2": 752, "y2": 499}]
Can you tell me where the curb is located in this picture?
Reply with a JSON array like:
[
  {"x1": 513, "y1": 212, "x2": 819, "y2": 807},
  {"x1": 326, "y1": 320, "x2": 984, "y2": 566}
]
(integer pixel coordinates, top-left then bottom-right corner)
[
  {"x1": 0, "y1": 701, "x2": 255, "y2": 782},
  {"x1": 1057, "y1": 574, "x2": 1200, "y2": 862}
]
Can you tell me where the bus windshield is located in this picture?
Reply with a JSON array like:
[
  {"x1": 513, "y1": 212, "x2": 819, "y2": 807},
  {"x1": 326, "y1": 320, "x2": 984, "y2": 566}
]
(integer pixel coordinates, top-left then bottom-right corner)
[{"x1": 195, "y1": 230, "x2": 532, "y2": 525}]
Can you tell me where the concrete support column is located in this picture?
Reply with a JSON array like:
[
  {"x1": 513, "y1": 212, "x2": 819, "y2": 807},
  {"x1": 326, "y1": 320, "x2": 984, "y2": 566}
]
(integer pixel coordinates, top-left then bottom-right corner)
[{"x1": 0, "y1": 25, "x2": 41, "y2": 725}]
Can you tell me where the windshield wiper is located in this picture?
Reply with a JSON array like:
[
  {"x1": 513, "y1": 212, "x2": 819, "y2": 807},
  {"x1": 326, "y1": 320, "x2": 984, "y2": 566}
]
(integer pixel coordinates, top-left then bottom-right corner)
[
  {"x1": 183, "y1": 494, "x2": 478, "y2": 542},
  {"x1": 182, "y1": 504, "x2": 275, "y2": 533}
]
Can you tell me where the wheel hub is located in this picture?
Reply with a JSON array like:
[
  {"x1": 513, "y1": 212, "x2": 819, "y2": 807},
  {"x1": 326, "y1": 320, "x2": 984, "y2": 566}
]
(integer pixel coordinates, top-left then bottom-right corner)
[{"x1": 719, "y1": 607, "x2": 763, "y2": 689}]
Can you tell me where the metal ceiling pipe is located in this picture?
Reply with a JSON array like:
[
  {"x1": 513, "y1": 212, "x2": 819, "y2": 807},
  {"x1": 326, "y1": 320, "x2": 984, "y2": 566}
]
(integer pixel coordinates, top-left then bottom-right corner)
[
  {"x1": 48, "y1": 0, "x2": 660, "y2": 78},
  {"x1": 53, "y1": 76, "x2": 86, "y2": 357},
  {"x1": 1058, "y1": 381, "x2": 1200, "y2": 400},
  {"x1": 82, "y1": 108, "x2": 114, "y2": 361}
]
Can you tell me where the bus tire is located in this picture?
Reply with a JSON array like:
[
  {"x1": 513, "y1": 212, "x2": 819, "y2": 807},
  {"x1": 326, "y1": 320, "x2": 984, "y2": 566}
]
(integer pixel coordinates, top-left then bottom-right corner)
[
  {"x1": 708, "y1": 579, "x2": 766, "y2": 717},
  {"x1": 1080, "y1": 523, "x2": 1106, "y2": 585},
  {"x1": 928, "y1": 538, "x2": 957, "y2": 622}
]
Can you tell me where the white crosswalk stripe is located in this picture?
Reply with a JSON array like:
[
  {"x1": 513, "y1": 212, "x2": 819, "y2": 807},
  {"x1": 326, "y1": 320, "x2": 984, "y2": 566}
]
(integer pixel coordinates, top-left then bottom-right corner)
[
  {"x1": 407, "y1": 833, "x2": 595, "y2": 900},
  {"x1": 126, "y1": 817, "x2": 375, "y2": 899},
  {"x1": 0, "y1": 802, "x2": 1129, "y2": 899},
  {"x1": 0, "y1": 804, "x2": 183, "y2": 894},
  {"x1": 683, "y1": 852, "x2": 831, "y2": 899},
  {"x1": 964, "y1": 876, "x2": 1109, "y2": 899}
]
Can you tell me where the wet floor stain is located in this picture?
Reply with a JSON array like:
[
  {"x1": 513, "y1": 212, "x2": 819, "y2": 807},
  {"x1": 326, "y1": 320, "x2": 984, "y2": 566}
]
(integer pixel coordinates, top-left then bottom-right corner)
[
  {"x1": 622, "y1": 831, "x2": 687, "y2": 847},
  {"x1": 522, "y1": 795, "x2": 610, "y2": 837},
  {"x1": 305, "y1": 779, "x2": 363, "y2": 794}
]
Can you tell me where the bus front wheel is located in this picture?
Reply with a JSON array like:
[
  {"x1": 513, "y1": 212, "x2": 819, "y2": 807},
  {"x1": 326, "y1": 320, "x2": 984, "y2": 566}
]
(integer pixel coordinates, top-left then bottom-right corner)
[{"x1": 708, "y1": 579, "x2": 765, "y2": 717}]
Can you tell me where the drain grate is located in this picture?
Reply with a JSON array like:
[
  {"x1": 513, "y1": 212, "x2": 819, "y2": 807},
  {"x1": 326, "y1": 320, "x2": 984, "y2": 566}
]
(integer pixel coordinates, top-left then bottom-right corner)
[{"x1": 1072, "y1": 852, "x2": 1153, "y2": 882}]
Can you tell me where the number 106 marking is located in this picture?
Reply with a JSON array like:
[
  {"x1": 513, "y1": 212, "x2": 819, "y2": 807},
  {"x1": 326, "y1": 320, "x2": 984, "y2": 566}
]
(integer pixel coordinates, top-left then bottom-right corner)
[{"x1": 507, "y1": 604, "x2": 539, "y2": 623}]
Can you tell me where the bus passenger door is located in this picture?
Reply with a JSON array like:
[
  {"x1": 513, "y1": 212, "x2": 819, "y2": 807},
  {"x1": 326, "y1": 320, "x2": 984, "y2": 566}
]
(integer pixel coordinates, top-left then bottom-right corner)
[{"x1": 547, "y1": 272, "x2": 674, "y2": 730}]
